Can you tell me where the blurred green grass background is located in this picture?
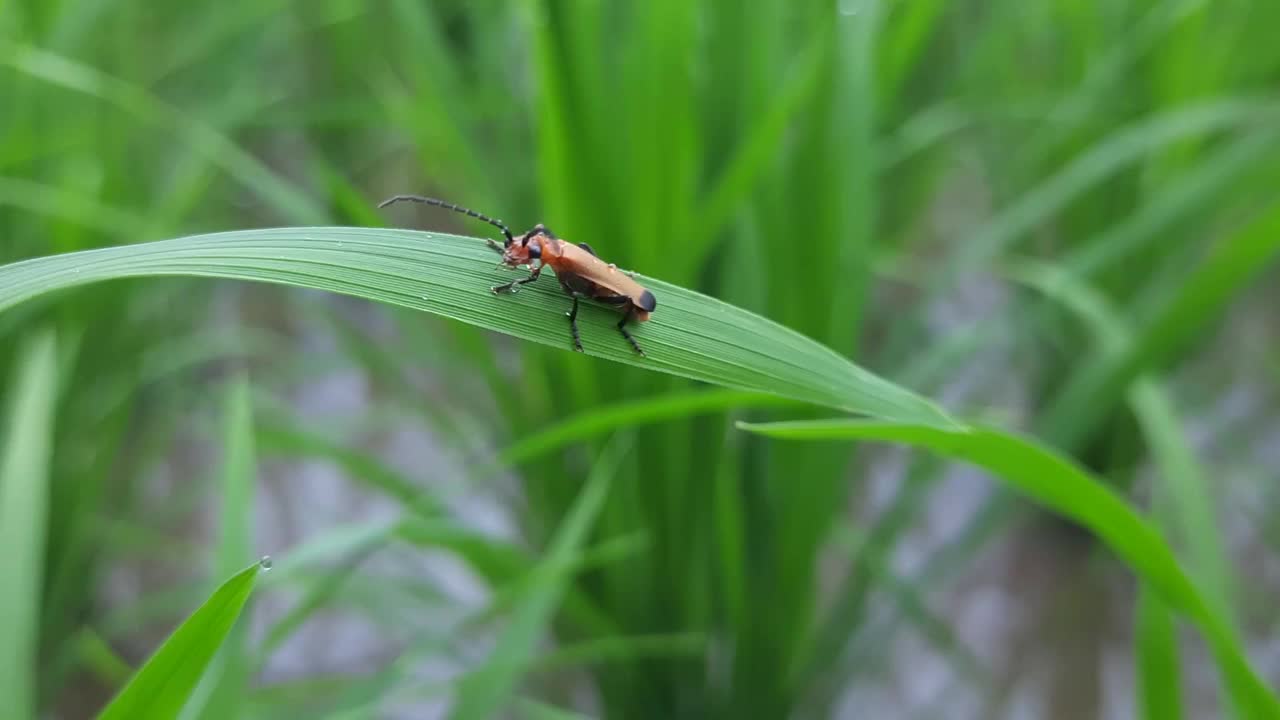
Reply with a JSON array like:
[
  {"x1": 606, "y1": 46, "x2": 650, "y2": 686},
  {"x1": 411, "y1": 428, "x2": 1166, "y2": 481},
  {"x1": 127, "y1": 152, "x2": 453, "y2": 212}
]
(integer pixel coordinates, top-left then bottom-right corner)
[{"x1": 2, "y1": 0, "x2": 1280, "y2": 718}]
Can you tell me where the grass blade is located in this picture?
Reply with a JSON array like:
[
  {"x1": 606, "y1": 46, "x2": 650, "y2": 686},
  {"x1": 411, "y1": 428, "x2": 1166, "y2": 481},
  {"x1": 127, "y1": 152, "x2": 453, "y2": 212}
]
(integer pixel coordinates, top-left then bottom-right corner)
[
  {"x1": 516, "y1": 699, "x2": 596, "y2": 720},
  {"x1": 216, "y1": 374, "x2": 257, "y2": 580},
  {"x1": 1043, "y1": 200, "x2": 1280, "y2": 449},
  {"x1": 938, "y1": 99, "x2": 1280, "y2": 285},
  {"x1": 97, "y1": 560, "x2": 265, "y2": 720},
  {"x1": 737, "y1": 419, "x2": 1280, "y2": 718},
  {"x1": 2, "y1": 46, "x2": 326, "y2": 224},
  {"x1": 0, "y1": 228, "x2": 955, "y2": 427},
  {"x1": 257, "y1": 425, "x2": 445, "y2": 518},
  {"x1": 0, "y1": 330, "x2": 58, "y2": 720},
  {"x1": 1137, "y1": 586, "x2": 1184, "y2": 720},
  {"x1": 448, "y1": 437, "x2": 625, "y2": 720},
  {"x1": 182, "y1": 374, "x2": 258, "y2": 720},
  {"x1": 1006, "y1": 258, "x2": 1236, "y2": 624},
  {"x1": 495, "y1": 388, "x2": 799, "y2": 470},
  {"x1": 1005, "y1": 258, "x2": 1239, "y2": 715}
]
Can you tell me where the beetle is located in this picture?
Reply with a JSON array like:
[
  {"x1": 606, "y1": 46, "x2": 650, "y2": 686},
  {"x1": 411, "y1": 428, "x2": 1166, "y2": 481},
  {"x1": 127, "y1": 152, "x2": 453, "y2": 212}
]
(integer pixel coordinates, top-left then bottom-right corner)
[{"x1": 379, "y1": 194, "x2": 657, "y2": 357}]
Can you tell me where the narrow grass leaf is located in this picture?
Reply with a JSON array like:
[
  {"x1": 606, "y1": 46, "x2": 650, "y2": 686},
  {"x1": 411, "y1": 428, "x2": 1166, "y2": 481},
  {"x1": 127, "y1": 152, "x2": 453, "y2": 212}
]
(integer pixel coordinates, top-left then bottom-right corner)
[
  {"x1": 257, "y1": 541, "x2": 382, "y2": 667},
  {"x1": 943, "y1": 99, "x2": 1280, "y2": 283},
  {"x1": 534, "y1": 632, "x2": 706, "y2": 671},
  {"x1": 217, "y1": 374, "x2": 257, "y2": 580},
  {"x1": 737, "y1": 419, "x2": 1279, "y2": 718},
  {"x1": 1006, "y1": 258, "x2": 1236, "y2": 624},
  {"x1": 515, "y1": 699, "x2": 596, "y2": 720},
  {"x1": 257, "y1": 425, "x2": 444, "y2": 518},
  {"x1": 495, "y1": 388, "x2": 799, "y2": 470},
  {"x1": 1137, "y1": 586, "x2": 1184, "y2": 720},
  {"x1": 0, "y1": 330, "x2": 58, "y2": 720},
  {"x1": 1006, "y1": 258, "x2": 1239, "y2": 715},
  {"x1": 0, "y1": 228, "x2": 956, "y2": 427},
  {"x1": 691, "y1": 34, "x2": 829, "y2": 260},
  {"x1": 97, "y1": 560, "x2": 265, "y2": 720},
  {"x1": 183, "y1": 374, "x2": 258, "y2": 720},
  {"x1": 2, "y1": 46, "x2": 326, "y2": 224},
  {"x1": 260, "y1": 521, "x2": 401, "y2": 587},
  {"x1": 448, "y1": 438, "x2": 625, "y2": 720},
  {"x1": 0, "y1": 176, "x2": 149, "y2": 237},
  {"x1": 75, "y1": 627, "x2": 134, "y2": 689},
  {"x1": 1044, "y1": 200, "x2": 1280, "y2": 449}
]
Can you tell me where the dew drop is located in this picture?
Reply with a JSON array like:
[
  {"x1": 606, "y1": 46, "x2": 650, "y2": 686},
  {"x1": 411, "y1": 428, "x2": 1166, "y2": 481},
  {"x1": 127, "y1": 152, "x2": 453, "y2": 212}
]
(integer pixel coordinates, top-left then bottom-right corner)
[{"x1": 259, "y1": 555, "x2": 273, "y2": 571}]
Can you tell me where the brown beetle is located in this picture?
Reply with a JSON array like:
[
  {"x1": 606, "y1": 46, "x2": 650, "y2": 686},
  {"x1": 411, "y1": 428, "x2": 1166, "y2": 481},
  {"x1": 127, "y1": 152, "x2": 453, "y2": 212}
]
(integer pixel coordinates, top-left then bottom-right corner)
[{"x1": 379, "y1": 195, "x2": 656, "y2": 356}]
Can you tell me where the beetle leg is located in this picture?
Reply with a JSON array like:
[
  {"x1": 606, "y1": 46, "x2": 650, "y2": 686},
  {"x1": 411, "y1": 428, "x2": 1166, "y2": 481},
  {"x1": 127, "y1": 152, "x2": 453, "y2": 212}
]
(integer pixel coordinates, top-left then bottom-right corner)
[
  {"x1": 617, "y1": 307, "x2": 646, "y2": 357},
  {"x1": 565, "y1": 295, "x2": 584, "y2": 352},
  {"x1": 492, "y1": 265, "x2": 541, "y2": 294}
]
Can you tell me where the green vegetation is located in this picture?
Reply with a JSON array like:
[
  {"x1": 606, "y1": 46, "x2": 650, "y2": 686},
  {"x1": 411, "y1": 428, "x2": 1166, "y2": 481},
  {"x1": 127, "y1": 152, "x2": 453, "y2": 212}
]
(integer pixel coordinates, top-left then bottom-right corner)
[
  {"x1": 2, "y1": 1, "x2": 1278, "y2": 718},
  {"x1": 97, "y1": 561, "x2": 264, "y2": 720}
]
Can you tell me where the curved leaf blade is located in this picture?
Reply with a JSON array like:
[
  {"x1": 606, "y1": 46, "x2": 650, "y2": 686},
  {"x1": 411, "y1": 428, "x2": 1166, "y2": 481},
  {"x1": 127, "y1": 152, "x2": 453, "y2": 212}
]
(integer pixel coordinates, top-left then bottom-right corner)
[
  {"x1": 737, "y1": 419, "x2": 1280, "y2": 719},
  {"x1": 0, "y1": 228, "x2": 956, "y2": 427},
  {"x1": 0, "y1": 330, "x2": 59, "y2": 720},
  {"x1": 97, "y1": 561, "x2": 264, "y2": 720}
]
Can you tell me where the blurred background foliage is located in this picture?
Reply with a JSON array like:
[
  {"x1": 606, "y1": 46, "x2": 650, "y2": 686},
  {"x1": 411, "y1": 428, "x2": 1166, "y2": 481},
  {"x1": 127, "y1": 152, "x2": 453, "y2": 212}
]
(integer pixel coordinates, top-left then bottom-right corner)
[{"x1": 2, "y1": 0, "x2": 1279, "y2": 718}]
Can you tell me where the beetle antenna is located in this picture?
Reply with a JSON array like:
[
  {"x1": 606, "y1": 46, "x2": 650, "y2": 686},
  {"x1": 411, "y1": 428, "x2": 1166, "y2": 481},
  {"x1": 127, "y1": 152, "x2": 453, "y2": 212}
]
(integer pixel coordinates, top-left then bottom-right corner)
[{"x1": 378, "y1": 194, "x2": 514, "y2": 247}]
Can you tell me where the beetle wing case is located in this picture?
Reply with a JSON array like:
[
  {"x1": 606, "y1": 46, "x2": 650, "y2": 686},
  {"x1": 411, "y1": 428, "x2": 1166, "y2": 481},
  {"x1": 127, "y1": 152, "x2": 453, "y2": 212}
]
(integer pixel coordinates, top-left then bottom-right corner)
[{"x1": 552, "y1": 242, "x2": 652, "y2": 316}]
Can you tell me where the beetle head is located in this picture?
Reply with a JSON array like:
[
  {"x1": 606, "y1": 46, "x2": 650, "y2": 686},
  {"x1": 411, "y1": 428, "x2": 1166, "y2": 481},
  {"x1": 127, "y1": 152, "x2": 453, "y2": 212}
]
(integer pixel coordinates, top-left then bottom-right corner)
[{"x1": 498, "y1": 231, "x2": 544, "y2": 268}]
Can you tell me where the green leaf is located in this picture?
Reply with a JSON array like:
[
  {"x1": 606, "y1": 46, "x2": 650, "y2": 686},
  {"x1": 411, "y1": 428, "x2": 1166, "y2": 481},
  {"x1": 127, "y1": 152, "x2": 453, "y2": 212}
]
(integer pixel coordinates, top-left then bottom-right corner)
[
  {"x1": 257, "y1": 425, "x2": 445, "y2": 518},
  {"x1": 737, "y1": 419, "x2": 1280, "y2": 719},
  {"x1": 1005, "y1": 257, "x2": 1236, "y2": 620},
  {"x1": 1042, "y1": 200, "x2": 1280, "y2": 449},
  {"x1": 0, "y1": 228, "x2": 955, "y2": 427},
  {"x1": 1, "y1": 46, "x2": 326, "y2": 225},
  {"x1": 97, "y1": 560, "x2": 264, "y2": 720},
  {"x1": 948, "y1": 99, "x2": 1280, "y2": 280},
  {"x1": 1004, "y1": 258, "x2": 1234, "y2": 716},
  {"x1": 1137, "y1": 586, "x2": 1183, "y2": 720},
  {"x1": 448, "y1": 438, "x2": 625, "y2": 720},
  {"x1": 182, "y1": 375, "x2": 258, "y2": 720},
  {"x1": 516, "y1": 698, "x2": 597, "y2": 720},
  {"x1": 0, "y1": 330, "x2": 59, "y2": 720},
  {"x1": 495, "y1": 388, "x2": 799, "y2": 470}
]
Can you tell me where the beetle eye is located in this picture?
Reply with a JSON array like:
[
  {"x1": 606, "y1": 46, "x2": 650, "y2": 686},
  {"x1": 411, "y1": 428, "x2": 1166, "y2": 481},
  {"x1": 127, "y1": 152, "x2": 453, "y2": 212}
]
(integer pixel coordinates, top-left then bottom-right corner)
[{"x1": 527, "y1": 243, "x2": 541, "y2": 259}]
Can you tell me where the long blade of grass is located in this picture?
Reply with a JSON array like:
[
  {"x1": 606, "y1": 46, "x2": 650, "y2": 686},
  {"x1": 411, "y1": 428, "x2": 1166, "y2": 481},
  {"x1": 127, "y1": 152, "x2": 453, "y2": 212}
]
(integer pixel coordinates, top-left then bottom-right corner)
[
  {"x1": 182, "y1": 374, "x2": 258, "y2": 720},
  {"x1": 942, "y1": 99, "x2": 1280, "y2": 283},
  {"x1": 532, "y1": 632, "x2": 705, "y2": 672},
  {"x1": 1137, "y1": 586, "x2": 1184, "y2": 720},
  {"x1": 1042, "y1": 200, "x2": 1280, "y2": 449},
  {"x1": 256, "y1": 425, "x2": 445, "y2": 518},
  {"x1": 515, "y1": 699, "x2": 596, "y2": 720},
  {"x1": 0, "y1": 45, "x2": 326, "y2": 224},
  {"x1": 0, "y1": 330, "x2": 58, "y2": 720},
  {"x1": 690, "y1": 33, "x2": 830, "y2": 263},
  {"x1": 448, "y1": 437, "x2": 626, "y2": 720},
  {"x1": 1004, "y1": 258, "x2": 1237, "y2": 716},
  {"x1": 256, "y1": 540, "x2": 383, "y2": 668},
  {"x1": 1005, "y1": 258, "x2": 1236, "y2": 624},
  {"x1": 1065, "y1": 129, "x2": 1280, "y2": 278},
  {"x1": 216, "y1": 374, "x2": 256, "y2": 582},
  {"x1": 0, "y1": 176, "x2": 149, "y2": 237},
  {"x1": 495, "y1": 388, "x2": 800, "y2": 470},
  {"x1": 737, "y1": 419, "x2": 1279, "y2": 719},
  {"x1": 0, "y1": 227, "x2": 955, "y2": 427},
  {"x1": 97, "y1": 560, "x2": 266, "y2": 720}
]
